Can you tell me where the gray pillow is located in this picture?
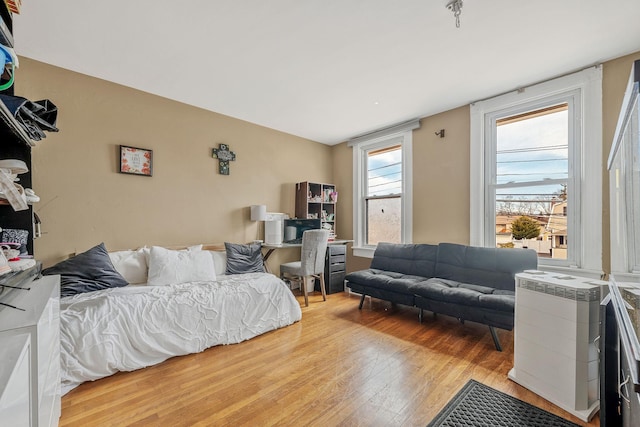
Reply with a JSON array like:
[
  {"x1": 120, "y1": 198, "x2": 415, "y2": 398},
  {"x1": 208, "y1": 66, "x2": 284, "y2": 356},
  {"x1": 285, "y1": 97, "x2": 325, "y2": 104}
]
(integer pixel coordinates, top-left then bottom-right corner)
[
  {"x1": 225, "y1": 242, "x2": 265, "y2": 275},
  {"x1": 42, "y1": 242, "x2": 129, "y2": 297}
]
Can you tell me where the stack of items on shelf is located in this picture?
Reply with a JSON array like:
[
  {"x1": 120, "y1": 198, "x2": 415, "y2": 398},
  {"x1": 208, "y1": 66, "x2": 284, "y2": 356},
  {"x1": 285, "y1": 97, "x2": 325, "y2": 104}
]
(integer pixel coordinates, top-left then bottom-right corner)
[
  {"x1": 0, "y1": 228, "x2": 36, "y2": 276},
  {"x1": 0, "y1": 16, "x2": 58, "y2": 143},
  {"x1": 0, "y1": 159, "x2": 39, "y2": 211},
  {"x1": 0, "y1": 226, "x2": 36, "y2": 274},
  {"x1": 0, "y1": 94, "x2": 58, "y2": 141}
]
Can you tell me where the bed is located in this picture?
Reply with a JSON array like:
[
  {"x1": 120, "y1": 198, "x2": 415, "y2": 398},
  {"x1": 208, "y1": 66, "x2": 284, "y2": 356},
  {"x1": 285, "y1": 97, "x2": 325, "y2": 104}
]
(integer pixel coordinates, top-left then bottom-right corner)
[{"x1": 43, "y1": 242, "x2": 302, "y2": 395}]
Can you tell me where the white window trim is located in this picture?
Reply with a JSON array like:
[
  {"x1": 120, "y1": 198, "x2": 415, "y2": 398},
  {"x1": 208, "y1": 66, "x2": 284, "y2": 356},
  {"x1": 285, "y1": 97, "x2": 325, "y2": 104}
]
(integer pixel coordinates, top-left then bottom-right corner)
[
  {"x1": 470, "y1": 66, "x2": 603, "y2": 276},
  {"x1": 349, "y1": 119, "x2": 419, "y2": 258}
]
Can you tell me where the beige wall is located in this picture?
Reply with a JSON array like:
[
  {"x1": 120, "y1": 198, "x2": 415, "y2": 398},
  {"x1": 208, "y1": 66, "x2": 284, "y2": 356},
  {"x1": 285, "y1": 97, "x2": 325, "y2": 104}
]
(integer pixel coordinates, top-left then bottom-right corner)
[
  {"x1": 17, "y1": 58, "x2": 333, "y2": 269},
  {"x1": 412, "y1": 106, "x2": 470, "y2": 245},
  {"x1": 334, "y1": 51, "x2": 640, "y2": 274},
  {"x1": 17, "y1": 50, "x2": 640, "y2": 274}
]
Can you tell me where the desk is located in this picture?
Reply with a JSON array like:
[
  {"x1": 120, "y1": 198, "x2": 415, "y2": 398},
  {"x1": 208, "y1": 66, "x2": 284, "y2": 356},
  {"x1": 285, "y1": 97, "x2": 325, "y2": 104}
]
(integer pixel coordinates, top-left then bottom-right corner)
[{"x1": 261, "y1": 240, "x2": 352, "y2": 275}]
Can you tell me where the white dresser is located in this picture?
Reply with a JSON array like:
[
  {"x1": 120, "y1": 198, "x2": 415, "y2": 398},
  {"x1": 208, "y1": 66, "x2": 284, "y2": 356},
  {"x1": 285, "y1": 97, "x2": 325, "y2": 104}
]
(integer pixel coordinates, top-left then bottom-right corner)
[
  {"x1": 508, "y1": 271, "x2": 604, "y2": 422},
  {"x1": 0, "y1": 275, "x2": 61, "y2": 427}
]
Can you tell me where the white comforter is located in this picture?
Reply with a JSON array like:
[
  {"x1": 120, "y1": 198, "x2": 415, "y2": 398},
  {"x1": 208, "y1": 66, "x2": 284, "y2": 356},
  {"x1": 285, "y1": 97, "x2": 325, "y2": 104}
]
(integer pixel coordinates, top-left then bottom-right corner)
[{"x1": 60, "y1": 273, "x2": 301, "y2": 394}]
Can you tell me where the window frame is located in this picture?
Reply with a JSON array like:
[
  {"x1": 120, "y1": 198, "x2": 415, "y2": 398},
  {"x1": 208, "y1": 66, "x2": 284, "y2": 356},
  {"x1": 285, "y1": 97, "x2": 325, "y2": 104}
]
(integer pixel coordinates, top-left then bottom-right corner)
[
  {"x1": 470, "y1": 66, "x2": 602, "y2": 275},
  {"x1": 349, "y1": 120, "x2": 418, "y2": 258},
  {"x1": 486, "y1": 93, "x2": 577, "y2": 267}
]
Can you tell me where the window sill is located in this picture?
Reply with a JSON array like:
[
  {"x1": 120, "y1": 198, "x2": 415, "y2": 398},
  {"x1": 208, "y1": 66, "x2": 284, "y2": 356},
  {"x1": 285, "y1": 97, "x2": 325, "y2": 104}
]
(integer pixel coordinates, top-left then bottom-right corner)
[
  {"x1": 352, "y1": 246, "x2": 376, "y2": 258},
  {"x1": 538, "y1": 264, "x2": 603, "y2": 280}
]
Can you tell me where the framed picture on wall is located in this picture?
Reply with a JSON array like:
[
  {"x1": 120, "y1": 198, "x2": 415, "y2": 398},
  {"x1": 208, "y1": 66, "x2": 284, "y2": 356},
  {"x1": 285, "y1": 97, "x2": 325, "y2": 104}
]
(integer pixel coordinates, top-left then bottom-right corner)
[{"x1": 119, "y1": 145, "x2": 153, "y2": 176}]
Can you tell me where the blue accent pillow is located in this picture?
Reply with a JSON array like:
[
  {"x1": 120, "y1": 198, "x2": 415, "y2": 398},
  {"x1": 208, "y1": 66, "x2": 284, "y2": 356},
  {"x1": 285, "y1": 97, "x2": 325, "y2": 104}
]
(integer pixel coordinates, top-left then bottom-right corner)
[
  {"x1": 42, "y1": 242, "x2": 129, "y2": 297},
  {"x1": 224, "y1": 242, "x2": 265, "y2": 275}
]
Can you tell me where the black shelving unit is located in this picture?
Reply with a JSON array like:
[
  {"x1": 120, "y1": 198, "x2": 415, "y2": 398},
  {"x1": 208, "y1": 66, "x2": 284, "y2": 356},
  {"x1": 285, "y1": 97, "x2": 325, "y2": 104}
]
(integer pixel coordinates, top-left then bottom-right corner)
[{"x1": 0, "y1": 5, "x2": 37, "y2": 255}]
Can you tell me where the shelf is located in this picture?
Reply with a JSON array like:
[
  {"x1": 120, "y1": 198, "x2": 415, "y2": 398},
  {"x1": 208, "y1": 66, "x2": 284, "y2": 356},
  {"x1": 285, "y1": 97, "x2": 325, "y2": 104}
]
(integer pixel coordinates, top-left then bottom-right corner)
[
  {"x1": 0, "y1": 13, "x2": 12, "y2": 47},
  {"x1": 0, "y1": 99, "x2": 33, "y2": 147},
  {"x1": 296, "y1": 181, "x2": 338, "y2": 240}
]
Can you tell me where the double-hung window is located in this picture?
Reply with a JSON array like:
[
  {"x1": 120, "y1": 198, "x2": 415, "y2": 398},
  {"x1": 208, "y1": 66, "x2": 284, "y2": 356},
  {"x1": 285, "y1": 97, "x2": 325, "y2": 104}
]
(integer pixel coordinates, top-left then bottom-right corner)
[
  {"x1": 350, "y1": 120, "x2": 418, "y2": 257},
  {"x1": 470, "y1": 67, "x2": 602, "y2": 273}
]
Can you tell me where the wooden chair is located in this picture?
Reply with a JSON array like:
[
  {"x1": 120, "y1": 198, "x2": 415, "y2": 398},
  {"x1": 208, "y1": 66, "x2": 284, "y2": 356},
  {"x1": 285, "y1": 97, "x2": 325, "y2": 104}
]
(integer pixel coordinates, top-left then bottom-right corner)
[{"x1": 280, "y1": 229, "x2": 329, "y2": 306}]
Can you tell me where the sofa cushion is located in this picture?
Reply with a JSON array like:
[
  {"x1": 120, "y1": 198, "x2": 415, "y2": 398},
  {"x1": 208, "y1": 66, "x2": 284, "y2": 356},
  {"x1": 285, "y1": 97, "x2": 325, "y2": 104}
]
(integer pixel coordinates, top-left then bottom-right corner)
[
  {"x1": 434, "y1": 243, "x2": 537, "y2": 291},
  {"x1": 370, "y1": 242, "x2": 438, "y2": 278},
  {"x1": 412, "y1": 277, "x2": 515, "y2": 313},
  {"x1": 345, "y1": 268, "x2": 426, "y2": 294}
]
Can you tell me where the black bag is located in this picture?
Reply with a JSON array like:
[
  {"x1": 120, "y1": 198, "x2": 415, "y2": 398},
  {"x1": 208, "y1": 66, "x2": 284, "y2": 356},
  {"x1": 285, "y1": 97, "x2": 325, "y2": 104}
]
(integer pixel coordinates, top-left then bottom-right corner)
[{"x1": 0, "y1": 95, "x2": 58, "y2": 141}]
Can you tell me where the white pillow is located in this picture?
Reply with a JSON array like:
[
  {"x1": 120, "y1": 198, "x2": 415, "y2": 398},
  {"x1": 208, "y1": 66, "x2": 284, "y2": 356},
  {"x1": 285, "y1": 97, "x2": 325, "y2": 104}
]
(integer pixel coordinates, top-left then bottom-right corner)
[
  {"x1": 208, "y1": 250, "x2": 228, "y2": 276},
  {"x1": 141, "y1": 244, "x2": 202, "y2": 264},
  {"x1": 108, "y1": 248, "x2": 148, "y2": 284},
  {"x1": 147, "y1": 246, "x2": 216, "y2": 286}
]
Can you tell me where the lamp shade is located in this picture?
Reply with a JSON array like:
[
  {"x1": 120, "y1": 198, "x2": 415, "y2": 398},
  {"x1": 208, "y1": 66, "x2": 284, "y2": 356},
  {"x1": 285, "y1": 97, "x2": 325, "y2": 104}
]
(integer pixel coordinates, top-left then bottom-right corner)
[{"x1": 250, "y1": 204, "x2": 267, "y2": 221}]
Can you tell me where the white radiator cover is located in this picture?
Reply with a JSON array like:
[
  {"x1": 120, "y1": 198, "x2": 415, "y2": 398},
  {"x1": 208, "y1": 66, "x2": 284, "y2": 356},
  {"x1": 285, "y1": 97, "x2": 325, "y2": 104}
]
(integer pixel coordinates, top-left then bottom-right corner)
[{"x1": 508, "y1": 271, "x2": 605, "y2": 422}]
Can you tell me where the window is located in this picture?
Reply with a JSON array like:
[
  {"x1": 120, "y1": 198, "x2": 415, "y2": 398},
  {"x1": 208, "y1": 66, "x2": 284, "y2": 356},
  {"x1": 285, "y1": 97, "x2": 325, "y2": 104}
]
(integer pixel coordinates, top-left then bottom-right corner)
[
  {"x1": 350, "y1": 120, "x2": 419, "y2": 257},
  {"x1": 470, "y1": 67, "x2": 602, "y2": 273},
  {"x1": 366, "y1": 145, "x2": 402, "y2": 245},
  {"x1": 494, "y1": 102, "x2": 570, "y2": 260}
]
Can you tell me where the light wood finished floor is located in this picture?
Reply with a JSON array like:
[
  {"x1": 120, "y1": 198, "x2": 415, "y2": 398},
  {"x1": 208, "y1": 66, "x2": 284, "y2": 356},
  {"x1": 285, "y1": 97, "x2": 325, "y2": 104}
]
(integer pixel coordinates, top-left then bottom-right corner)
[{"x1": 60, "y1": 291, "x2": 600, "y2": 426}]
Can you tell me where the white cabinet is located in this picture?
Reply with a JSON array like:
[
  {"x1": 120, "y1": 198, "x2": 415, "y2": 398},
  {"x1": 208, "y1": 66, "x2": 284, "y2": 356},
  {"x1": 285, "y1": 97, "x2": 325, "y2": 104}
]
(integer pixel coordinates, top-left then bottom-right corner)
[
  {"x1": 0, "y1": 275, "x2": 61, "y2": 427},
  {"x1": 508, "y1": 271, "x2": 604, "y2": 422},
  {"x1": 0, "y1": 334, "x2": 31, "y2": 426}
]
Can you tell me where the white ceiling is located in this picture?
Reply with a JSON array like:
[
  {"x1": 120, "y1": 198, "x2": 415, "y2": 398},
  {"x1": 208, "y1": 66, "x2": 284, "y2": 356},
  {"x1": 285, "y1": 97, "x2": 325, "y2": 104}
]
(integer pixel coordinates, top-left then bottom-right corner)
[{"x1": 12, "y1": 0, "x2": 640, "y2": 145}]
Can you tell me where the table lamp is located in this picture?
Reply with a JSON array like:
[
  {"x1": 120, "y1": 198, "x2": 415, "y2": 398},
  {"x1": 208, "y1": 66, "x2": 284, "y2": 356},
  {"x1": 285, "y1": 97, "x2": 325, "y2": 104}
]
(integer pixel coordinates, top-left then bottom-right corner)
[{"x1": 250, "y1": 205, "x2": 267, "y2": 242}]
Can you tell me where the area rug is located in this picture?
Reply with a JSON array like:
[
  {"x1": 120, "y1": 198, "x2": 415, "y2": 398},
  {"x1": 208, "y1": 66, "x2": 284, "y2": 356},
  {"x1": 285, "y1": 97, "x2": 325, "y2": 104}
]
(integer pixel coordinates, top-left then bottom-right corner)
[{"x1": 426, "y1": 380, "x2": 581, "y2": 427}]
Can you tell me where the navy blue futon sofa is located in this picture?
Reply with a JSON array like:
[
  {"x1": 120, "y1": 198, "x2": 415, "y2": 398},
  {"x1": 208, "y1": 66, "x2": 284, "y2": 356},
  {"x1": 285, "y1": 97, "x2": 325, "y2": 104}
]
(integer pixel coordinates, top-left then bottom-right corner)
[{"x1": 345, "y1": 242, "x2": 537, "y2": 350}]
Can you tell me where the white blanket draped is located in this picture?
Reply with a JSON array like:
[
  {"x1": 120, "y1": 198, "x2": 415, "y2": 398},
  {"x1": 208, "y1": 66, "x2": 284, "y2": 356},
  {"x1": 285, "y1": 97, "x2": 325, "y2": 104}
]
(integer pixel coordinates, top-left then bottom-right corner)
[{"x1": 60, "y1": 273, "x2": 301, "y2": 394}]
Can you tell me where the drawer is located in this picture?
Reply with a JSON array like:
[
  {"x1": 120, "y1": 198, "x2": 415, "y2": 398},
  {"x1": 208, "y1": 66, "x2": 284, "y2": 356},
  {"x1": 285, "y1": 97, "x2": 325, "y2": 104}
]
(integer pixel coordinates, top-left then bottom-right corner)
[
  {"x1": 325, "y1": 262, "x2": 347, "y2": 274},
  {"x1": 329, "y1": 245, "x2": 346, "y2": 256},
  {"x1": 330, "y1": 254, "x2": 345, "y2": 264},
  {"x1": 316, "y1": 272, "x2": 345, "y2": 294},
  {"x1": 328, "y1": 272, "x2": 345, "y2": 294},
  {"x1": 328, "y1": 263, "x2": 345, "y2": 274},
  {"x1": 329, "y1": 272, "x2": 345, "y2": 285}
]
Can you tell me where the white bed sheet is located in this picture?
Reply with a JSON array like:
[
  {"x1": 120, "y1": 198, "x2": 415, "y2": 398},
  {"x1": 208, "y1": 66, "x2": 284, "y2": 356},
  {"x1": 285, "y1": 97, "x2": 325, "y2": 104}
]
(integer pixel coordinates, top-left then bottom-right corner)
[{"x1": 60, "y1": 273, "x2": 301, "y2": 394}]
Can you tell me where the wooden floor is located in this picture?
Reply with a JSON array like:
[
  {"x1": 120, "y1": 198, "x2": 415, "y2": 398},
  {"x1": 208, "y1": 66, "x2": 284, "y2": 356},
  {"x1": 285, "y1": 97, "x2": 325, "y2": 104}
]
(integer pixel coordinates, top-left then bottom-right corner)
[{"x1": 59, "y1": 291, "x2": 600, "y2": 426}]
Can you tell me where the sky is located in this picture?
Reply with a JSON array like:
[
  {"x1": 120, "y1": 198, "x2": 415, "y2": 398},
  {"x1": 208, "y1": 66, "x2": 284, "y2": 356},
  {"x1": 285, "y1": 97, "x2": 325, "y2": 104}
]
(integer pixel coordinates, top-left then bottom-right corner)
[{"x1": 495, "y1": 108, "x2": 568, "y2": 215}]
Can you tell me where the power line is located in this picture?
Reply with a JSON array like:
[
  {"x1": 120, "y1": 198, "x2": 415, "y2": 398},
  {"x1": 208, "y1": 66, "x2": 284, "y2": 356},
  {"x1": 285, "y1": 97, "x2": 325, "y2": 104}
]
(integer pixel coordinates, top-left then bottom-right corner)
[
  {"x1": 497, "y1": 145, "x2": 567, "y2": 154},
  {"x1": 368, "y1": 161, "x2": 401, "y2": 173},
  {"x1": 369, "y1": 171, "x2": 401, "y2": 180},
  {"x1": 497, "y1": 158, "x2": 568, "y2": 164}
]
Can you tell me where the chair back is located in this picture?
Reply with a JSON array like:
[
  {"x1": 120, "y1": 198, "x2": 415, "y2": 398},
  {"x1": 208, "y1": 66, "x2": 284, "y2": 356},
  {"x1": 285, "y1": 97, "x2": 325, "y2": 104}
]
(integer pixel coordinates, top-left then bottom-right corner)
[{"x1": 300, "y1": 229, "x2": 329, "y2": 276}]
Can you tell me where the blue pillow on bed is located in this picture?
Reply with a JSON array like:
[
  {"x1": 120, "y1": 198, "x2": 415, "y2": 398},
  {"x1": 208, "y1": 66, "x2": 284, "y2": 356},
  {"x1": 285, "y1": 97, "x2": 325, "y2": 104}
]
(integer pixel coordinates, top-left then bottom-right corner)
[
  {"x1": 42, "y1": 242, "x2": 129, "y2": 297},
  {"x1": 225, "y1": 242, "x2": 265, "y2": 274}
]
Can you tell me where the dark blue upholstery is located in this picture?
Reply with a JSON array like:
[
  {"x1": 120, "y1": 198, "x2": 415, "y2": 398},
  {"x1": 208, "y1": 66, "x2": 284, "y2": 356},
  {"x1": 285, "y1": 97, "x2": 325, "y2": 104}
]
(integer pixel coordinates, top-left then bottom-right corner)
[
  {"x1": 345, "y1": 269, "x2": 426, "y2": 293},
  {"x1": 345, "y1": 242, "x2": 437, "y2": 297},
  {"x1": 433, "y1": 243, "x2": 538, "y2": 291},
  {"x1": 370, "y1": 243, "x2": 438, "y2": 277},
  {"x1": 411, "y1": 278, "x2": 515, "y2": 313},
  {"x1": 345, "y1": 242, "x2": 538, "y2": 348}
]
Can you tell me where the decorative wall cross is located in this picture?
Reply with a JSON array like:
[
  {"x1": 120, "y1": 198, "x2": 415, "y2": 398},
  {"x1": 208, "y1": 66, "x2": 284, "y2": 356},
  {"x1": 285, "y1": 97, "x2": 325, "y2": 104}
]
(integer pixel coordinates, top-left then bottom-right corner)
[{"x1": 212, "y1": 143, "x2": 236, "y2": 175}]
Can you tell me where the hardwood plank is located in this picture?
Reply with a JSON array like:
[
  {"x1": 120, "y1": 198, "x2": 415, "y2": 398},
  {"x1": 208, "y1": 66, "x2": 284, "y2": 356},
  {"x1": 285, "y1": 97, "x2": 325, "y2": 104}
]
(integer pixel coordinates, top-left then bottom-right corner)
[{"x1": 59, "y1": 292, "x2": 600, "y2": 427}]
